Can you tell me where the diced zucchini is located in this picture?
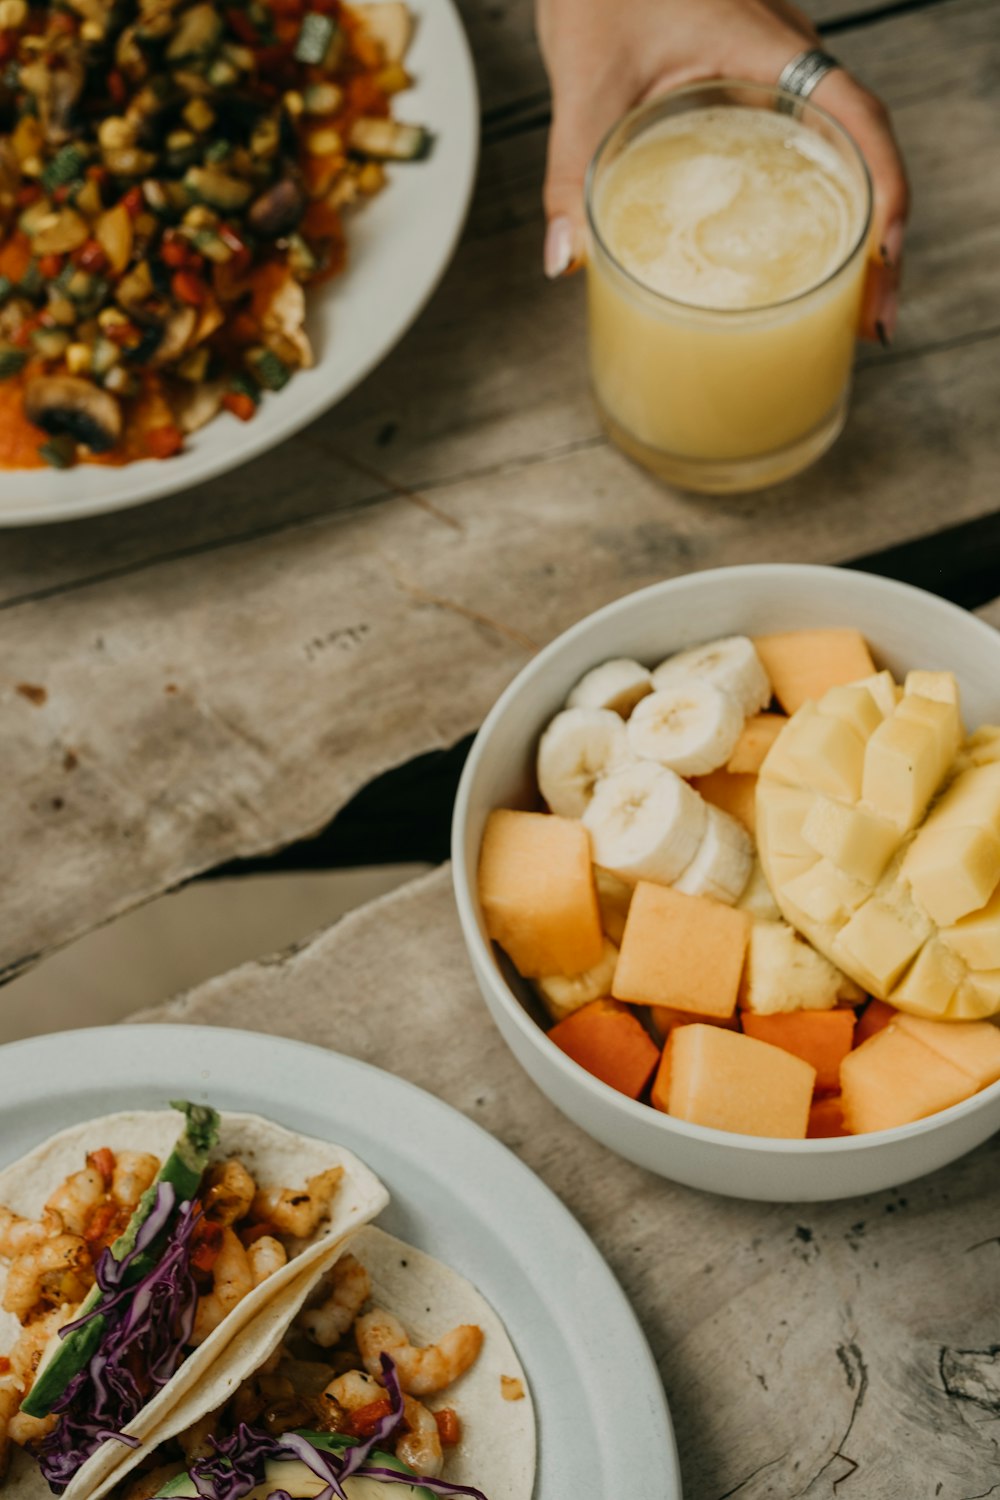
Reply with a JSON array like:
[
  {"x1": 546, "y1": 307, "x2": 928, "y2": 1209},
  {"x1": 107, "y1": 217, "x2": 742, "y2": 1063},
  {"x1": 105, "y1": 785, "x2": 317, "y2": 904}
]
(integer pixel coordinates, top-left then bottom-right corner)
[
  {"x1": 293, "y1": 11, "x2": 337, "y2": 64},
  {"x1": 348, "y1": 116, "x2": 430, "y2": 160},
  {"x1": 0, "y1": 275, "x2": 12, "y2": 304},
  {"x1": 245, "y1": 345, "x2": 290, "y2": 391},
  {"x1": 166, "y1": 3, "x2": 222, "y2": 60},
  {"x1": 91, "y1": 336, "x2": 122, "y2": 378},
  {"x1": 32, "y1": 327, "x2": 71, "y2": 361},
  {"x1": 355, "y1": 2, "x2": 413, "y2": 62},
  {"x1": 204, "y1": 139, "x2": 232, "y2": 164},
  {"x1": 39, "y1": 434, "x2": 77, "y2": 468},
  {"x1": 228, "y1": 372, "x2": 258, "y2": 403},
  {"x1": 41, "y1": 145, "x2": 87, "y2": 193},
  {"x1": 0, "y1": 347, "x2": 28, "y2": 379},
  {"x1": 183, "y1": 165, "x2": 252, "y2": 211},
  {"x1": 191, "y1": 228, "x2": 233, "y2": 263},
  {"x1": 286, "y1": 232, "x2": 317, "y2": 280},
  {"x1": 18, "y1": 261, "x2": 43, "y2": 298},
  {"x1": 206, "y1": 56, "x2": 239, "y2": 88}
]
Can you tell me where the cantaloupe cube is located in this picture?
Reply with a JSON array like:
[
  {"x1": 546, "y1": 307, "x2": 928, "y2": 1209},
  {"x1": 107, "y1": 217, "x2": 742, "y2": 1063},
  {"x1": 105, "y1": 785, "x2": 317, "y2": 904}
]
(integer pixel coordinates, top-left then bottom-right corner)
[
  {"x1": 893, "y1": 1014, "x2": 1000, "y2": 1091},
  {"x1": 549, "y1": 999, "x2": 661, "y2": 1100},
  {"x1": 727, "y1": 714, "x2": 787, "y2": 775},
  {"x1": 649, "y1": 1005, "x2": 740, "y2": 1041},
  {"x1": 691, "y1": 769, "x2": 757, "y2": 836},
  {"x1": 854, "y1": 998, "x2": 896, "y2": 1046},
  {"x1": 478, "y1": 809, "x2": 603, "y2": 978},
  {"x1": 808, "y1": 1094, "x2": 850, "y2": 1137},
  {"x1": 753, "y1": 630, "x2": 876, "y2": 716},
  {"x1": 840, "y1": 1025, "x2": 977, "y2": 1133},
  {"x1": 741, "y1": 1008, "x2": 856, "y2": 1093},
  {"x1": 613, "y1": 883, "x2": 750, "y2": 1018},
  {"x1": 651, "y1": 1024, "x2": 815, "y2": 1137}
]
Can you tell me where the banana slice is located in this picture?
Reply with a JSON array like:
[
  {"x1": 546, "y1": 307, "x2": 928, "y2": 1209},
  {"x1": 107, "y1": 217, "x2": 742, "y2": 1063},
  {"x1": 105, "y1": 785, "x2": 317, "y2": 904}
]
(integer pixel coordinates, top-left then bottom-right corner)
[
  {"x1": 567, "y1": 658, "x2": 654, "y2": 718},
  {"x1": 628, "y1": 682, "x2": 743, "y2": 776},
  {"x1": 537, "y1": 706, "x2": 630, "y2": 818},
  {"x1": 675, "y1": 804, "x2": 753, "y2": 905},
  {"x1": 652, "y1": 635, "x2": 771, "y2": 716},
  {"x1": 582, "y1": 761, "x2": 707, "y2": 885},
  {"x1": 532, "y1": 937, "x2": 619, "y2": 1022}
]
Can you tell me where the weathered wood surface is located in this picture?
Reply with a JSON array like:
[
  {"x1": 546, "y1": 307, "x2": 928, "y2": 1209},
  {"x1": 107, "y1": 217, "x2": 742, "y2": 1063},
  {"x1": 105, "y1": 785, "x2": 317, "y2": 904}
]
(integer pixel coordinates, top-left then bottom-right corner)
[
  {"x1": 2, "y1": 0, "x2": 998, "y2": 979},
  {"x1": 136, "y1": 864, "x2": 1000, "y2": 1500}
]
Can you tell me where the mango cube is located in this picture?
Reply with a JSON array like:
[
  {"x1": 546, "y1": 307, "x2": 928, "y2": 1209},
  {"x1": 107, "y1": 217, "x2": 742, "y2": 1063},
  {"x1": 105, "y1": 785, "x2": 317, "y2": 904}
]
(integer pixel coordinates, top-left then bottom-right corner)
[
  {"x1": 757, "y1": 783, "x2": 820, "y2": 857},
  {"x1": 652, "y1": 1024, "x2": 815, "y2": 1137},
  {"x1": 727, "y1": 714, "x2": 787, "y2": 775},
  {"x1": 923, "y1": 763, "x2": 1000, "y2": 837},
  {"x1": 941, "y1": 886, "x2": 1000, "y2": 969},
  {"x1": 782, "y1": 859, "x2": 869, "y2": 926},
  {"x1": 818, "y1": 683, "x2": 884, "y2": 740},
  {"x1": 862, "y1": 713, "x2": 944, "y2": 831},
  {"x1": 801, "y1": 796, "x2": 899, "y2": 885},
  {"x1": 753, "y1": 630, "x2": 876, "y2": 716},
  {"x1": 893, "y1": 1013, "x2": 1000, "y2": 1091},
  {"x1": 833, "y1": 897, "x2": 929, "y2": 998},
  {"x1": 954, "y1": 971, "x2": 1000, "y2": 1019},
  {"x1": 891, "y1": 939, "x2": 965, "y2": 1019},
  {"x1": 895, "y1": 694, "x2": 962, "y2": 778},
  {"x1": 966, "y1": 725, "x2": 1000, "y2": 767},
  {"x1": 841, "y1": 1025, "x2": 978, "y2": 1133},
  {"x1": 904, "y1": 669, "x2": 959, "y2": 706},
  {"x1": 478, "y1": 809, "x2": 603, "y2": 978},
  {"x1": 612, "y1": 882, "x2": 750, "y2": 1018},
  {"x1": 854, "y1": 670, "x2": 900, "y2": 718},
  {"x1": 902, "y1": 823, "x2": 1000, "y2": 926},
  {"x1": 783, "y1": 712, "x2": 865, "y2": 803},
  {"x1": 690, "y1": 769, "x2": 757, "y2": 835}
]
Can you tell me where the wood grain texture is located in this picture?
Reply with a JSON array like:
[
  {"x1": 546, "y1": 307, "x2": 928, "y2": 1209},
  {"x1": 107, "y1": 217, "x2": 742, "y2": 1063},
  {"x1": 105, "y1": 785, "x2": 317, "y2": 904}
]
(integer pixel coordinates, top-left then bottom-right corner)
[
  {"x1": 1, "y1": 0, "x2": 998, "y2": 975},
  {"x1": 135, "y1": 864, "x2": 1000, "y2": 1500}
]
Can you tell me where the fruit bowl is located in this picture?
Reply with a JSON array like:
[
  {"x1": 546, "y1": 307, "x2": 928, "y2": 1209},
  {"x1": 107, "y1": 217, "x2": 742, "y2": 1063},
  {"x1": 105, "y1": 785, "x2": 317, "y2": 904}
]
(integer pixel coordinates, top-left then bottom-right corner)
[{"x1": 451, "y1": 564, "x2": 1000, "y2": 1202}]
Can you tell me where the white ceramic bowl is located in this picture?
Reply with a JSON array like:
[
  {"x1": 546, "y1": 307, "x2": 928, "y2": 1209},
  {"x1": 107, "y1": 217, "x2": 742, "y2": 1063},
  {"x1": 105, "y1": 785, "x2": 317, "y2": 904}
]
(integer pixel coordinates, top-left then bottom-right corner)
[{"x1": 452, "y1": 564, "x2": 1000, "y2": 1202}]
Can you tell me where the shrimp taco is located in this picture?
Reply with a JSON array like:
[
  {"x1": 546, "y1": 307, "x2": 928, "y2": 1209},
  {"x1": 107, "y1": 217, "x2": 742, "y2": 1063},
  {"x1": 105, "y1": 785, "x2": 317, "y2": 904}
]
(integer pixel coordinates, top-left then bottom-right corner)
[
  {"x1": 106, "y1": 1226, "x2": 536, "y2": 1500},
  {"x1": 0, "y1": 1103, "x2": 388, "y2": 1499}
]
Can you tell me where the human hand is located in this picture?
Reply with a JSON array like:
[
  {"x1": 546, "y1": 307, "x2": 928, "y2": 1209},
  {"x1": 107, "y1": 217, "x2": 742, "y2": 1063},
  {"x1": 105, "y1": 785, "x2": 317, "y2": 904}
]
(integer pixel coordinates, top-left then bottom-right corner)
[{"x1": 536, "y1": 0, "x2": 908, "y2": 341}]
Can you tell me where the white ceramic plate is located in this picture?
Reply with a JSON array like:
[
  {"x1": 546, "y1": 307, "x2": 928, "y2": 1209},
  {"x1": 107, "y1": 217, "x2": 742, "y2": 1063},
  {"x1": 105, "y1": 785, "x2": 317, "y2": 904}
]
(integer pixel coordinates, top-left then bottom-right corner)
[
  {"x1": 0, "y1": 0, "x2": 478, "y2": 526},
  {"x1": 0, "y1": 1024, "x2": 681, "y2": 1499}
]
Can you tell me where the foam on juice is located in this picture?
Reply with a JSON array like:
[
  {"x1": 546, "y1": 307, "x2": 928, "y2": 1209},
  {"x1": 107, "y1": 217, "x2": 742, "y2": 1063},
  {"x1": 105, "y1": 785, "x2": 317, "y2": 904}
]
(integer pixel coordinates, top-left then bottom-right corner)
[{"x1": 594, "y1": 107, "x2": 864, "y2": 310}]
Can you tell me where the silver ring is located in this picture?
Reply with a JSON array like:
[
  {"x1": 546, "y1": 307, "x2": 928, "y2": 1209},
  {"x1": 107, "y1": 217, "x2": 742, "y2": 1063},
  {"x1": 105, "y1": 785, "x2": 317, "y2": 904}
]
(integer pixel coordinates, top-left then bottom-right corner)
[{"x1": 777, "y1": 48, "x2": 841, "y2": 99}]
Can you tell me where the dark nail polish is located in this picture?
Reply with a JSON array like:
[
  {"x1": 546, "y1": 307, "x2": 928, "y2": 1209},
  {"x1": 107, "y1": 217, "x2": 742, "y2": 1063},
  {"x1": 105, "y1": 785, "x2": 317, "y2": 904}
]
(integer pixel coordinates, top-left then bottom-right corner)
[
  {"x1": 879, "y1": 243, "x2": 892, "y2": 268},
  {"x1": 875, "y1": 320, "x2": 891, "y2": 349}
]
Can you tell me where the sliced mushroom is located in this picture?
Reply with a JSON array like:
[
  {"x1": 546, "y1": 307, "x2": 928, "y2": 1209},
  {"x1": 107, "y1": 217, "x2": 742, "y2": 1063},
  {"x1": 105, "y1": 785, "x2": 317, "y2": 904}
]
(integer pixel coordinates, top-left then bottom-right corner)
[
  {"x1": 147, "y1": 304, "x2": 197, "y2": 368},
  {"x1": 247, "y1": 177, "x2": 305, "y2": 239},
  {"x1": 24, "y1": 376, "x2": 122, "y2": 453}
]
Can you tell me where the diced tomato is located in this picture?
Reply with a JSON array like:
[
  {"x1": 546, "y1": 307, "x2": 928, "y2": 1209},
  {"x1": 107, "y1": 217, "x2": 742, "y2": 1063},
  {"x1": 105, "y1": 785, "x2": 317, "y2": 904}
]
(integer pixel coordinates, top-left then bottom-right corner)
[
  {"x1": 11, "y1": 317, "x2": 40, "y2": 349},
  {"x1": 346, "y1": 1399, "x2": 392, "y2": 1438},
  {"x1": 108, "y1": 69, "x2": 127, "y2": 105},
  {"x1": 121, "y1": 185, "x2": 144, "y2": 217},
  {"x1": 228, "y1": 311, "x2": 260, "y2": 345},
  {"x1": 225, "y1": 7, "x2": 258, "y2": 43},
  {"x1": 0, "y1": 35, "x2": 17, "y2": 65},
  {"x1": 433, "y1": 1409, "x2": 461, "y2": 1447},
  {"x1": 38, "y1": 253, "x2": 64, "y2": 280},
  {"x1": 52, "y1": 184, "x2": 72, "y2": 204},
  {"x1": 161, "y1": 233, "x2": 191, "y2": 269},
  {"x1": 50, "y1": 10, "x2": 76, "y2": 33},
  {"x1": 84, "y1": 1201, "x2": 118, "y2": 1251},
  {"x1": 222, "y1": 391, "x2": 256, "y2": 422},
  {"x1": 105, "y1": 317, "x2": 140, "y2": 346},
  {"x1": 77, "y1": 238, "x2": 108, "y2": 272},
  {"x1": 16, "y1": 183, "x2": 42, "y2": 207},
  {"x1": 86, "y1": 164, "x2": 109, "y2": 186},
  {"x1": 190, "y1": 1218, "x2": 224, "y2": 1273},
  {"x1": 87, "y1": 1146, "x2": 116, "y2": 1188},
  {"x1": 144, "y1": 424, "x2": 184, "y2": 460},
  {"x1": 239, "y1": 1221, "x2": 277, "y2": 1246},
  {"x1": 171, "y1": 269, "x2": 208, "y2": 306},
  {"x1": 0, "y1": 1357, "x2": 10, "y2": 1375}
]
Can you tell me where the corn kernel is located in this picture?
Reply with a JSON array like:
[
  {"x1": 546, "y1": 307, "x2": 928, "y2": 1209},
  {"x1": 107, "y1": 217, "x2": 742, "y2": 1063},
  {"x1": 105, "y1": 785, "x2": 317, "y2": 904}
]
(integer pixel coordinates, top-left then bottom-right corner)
[
  {"x1": 65, "y1": 343, "x2": 92, "y2": 375},
  {"x1": 98, "y1": 116, "x2": 136, "y2": 151},
  {"x1": 307, "y1": 128, "x2": 342, "y2": 157},
  {"x1": 283, "y1": 90, "x2": 304, "y2": 118},
  {"x1": 183, "y1": 97, "x2": 215, "y2": 132},
  {"x1": 0, "y1": 0, "x2": 28, "y2": 27}
]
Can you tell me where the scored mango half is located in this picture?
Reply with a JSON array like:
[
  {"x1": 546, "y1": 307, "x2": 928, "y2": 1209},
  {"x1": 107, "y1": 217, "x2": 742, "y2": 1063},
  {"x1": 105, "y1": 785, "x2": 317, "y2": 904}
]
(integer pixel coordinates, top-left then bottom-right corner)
[{"x1": 756, "y1": 668, "x2": 1000, "y2": 1020}]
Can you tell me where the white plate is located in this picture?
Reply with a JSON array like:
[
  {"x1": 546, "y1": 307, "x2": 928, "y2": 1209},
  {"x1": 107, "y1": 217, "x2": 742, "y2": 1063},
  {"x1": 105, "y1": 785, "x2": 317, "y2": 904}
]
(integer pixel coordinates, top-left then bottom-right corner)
[
  {"x1": 0, "y1": 1024, "x2": 681, "y2": 1499},
  {"x1": 0, "y1": 0, "x2": 478, "y2": 526}
]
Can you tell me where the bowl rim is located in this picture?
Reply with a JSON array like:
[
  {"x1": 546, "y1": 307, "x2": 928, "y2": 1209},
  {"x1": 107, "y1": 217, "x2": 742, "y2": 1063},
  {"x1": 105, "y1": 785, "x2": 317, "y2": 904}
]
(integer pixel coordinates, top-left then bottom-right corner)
[{"x1": 451, "y1": 562, "x2": 1000, "y2": 1155}]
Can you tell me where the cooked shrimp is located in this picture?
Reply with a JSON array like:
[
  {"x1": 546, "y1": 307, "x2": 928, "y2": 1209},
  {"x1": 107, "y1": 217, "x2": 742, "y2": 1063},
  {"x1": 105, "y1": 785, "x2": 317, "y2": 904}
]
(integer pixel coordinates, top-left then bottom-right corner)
[
  {"x1": 246, "y1": 1234, "x2": 287, "y2": 1288},
  {"x1": 8, "y1": 1408, "x2": 57, "y2": 1446},
  {"x1": 397, "y1": 1395, "x2": 444, "y2": 1478},
  {"x1": 0, "y1": 1206, "x2": 60, "y2": 1259},
  {"x1": 111, "y1": 1152, "x2": 160, "y2": 1210},
  {"x1": 119, "y1": 1463, "x2": 187, "y2": 1500},
  {"x1": 355, "y1": 1309, "x2": 484, "y2": 1397},
  {"x1": 189, "y1": 1228, "x2": 253, "y2": 1346},
  {"x1": 323, "y1": 1367, "x2": 383, "y2": 1412},
  {"x1": 297, "y1": 1254, "x2": 371, "y2": 1348},
  {"x1": 2, "y1": 1235, "x2": 92, "y2": 1320},
  {"x1": 202, "y1": 1159, "x2": 256, "y2": 1228},
  {"x1": 44, "y1": 1167, "x2": 106, "y2": 1237},
  {"x1": 251, "y1": 1167, "x2": 344, "y2": 1239},
  {"x1": 177, "y1": 1409, "x2": 220, "y2": 1463}
]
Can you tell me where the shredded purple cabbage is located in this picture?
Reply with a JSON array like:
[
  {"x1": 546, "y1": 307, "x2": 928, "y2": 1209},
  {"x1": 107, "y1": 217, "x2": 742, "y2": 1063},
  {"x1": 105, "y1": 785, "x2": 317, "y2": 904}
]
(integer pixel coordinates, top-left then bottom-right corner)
[
  {"x1": 188, "y1": 1356, "x2": 488, "y2": 1500},
  {"x1": 39, "y1": 1185, "x2": 200, "y2": 1494}
]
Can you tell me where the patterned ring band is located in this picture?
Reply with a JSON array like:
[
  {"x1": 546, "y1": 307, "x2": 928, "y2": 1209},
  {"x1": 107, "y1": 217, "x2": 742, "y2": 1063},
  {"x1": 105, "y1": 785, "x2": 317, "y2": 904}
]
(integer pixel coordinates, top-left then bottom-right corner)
[{"x1": 776, "y1": 48, "x2": 842, "y2": 99}]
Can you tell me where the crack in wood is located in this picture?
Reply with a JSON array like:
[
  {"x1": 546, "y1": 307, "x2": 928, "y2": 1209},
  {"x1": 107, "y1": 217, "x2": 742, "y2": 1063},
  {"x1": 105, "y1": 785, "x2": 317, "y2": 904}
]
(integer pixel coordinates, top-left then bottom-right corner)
[
  {"x1": 716, "y1": 1452, "x2": 790, "y2": 1499},
  {"x1": 303, "y1": 443, "x2": 464, "y2": 532},
  {"x1": 940, "y1": 1346, "x2": 1000, "y2": 1416},
  {"x1": 387, "y1": 565, "x2": 541, "y2": 652},
  {"x1": 796, "y1": 1342, "x2": 868, "y2": 1495}
]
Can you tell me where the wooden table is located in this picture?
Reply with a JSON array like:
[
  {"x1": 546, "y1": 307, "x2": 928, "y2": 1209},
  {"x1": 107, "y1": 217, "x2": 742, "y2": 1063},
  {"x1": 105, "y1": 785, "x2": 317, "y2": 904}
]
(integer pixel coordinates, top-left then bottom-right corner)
[{"x1": 4, "y1": 0, "x2": 1000, "y2": 1492}]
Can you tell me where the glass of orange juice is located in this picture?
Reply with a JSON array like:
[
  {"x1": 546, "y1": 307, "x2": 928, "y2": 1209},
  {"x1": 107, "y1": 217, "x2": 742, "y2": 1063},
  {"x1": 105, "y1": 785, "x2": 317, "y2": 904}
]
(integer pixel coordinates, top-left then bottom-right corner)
[{"x1": 585, "y1": 81, "x2": 873, "y2": 494}]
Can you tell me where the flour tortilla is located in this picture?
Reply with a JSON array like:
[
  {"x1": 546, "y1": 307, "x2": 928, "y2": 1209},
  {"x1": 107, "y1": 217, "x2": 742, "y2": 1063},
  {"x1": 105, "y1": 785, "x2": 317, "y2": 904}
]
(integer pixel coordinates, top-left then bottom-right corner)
[
  {"x1": 0, "y1": 1110, "x2": 388, "y2": 1500},
  {"x1": 105, "y1": 1225, "x2": 537, "y2": 1500}
]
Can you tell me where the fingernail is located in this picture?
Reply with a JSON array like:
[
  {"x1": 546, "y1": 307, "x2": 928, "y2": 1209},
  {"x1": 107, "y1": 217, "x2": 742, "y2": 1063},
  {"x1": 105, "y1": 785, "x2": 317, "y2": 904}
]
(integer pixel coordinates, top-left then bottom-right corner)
[
  {"x1": 544, "y1": 216, "x2": 574, "y2": 279},
  {"x1": 877, "y1": 285, "x2": 899, "y2": 345},
  {"x1": 880, "y1": 218, "x2": 905, "y2": 271}
]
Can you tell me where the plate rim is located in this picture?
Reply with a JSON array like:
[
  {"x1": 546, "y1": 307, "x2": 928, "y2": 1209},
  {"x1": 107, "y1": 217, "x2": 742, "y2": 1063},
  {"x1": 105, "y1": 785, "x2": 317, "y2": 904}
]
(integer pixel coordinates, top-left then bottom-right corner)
[
  {"x1": 0, "y1": 1022, "x2": 682, "y2": 1499},
  {"x1": 0, "y1": 0, "x2": 479, "y2": 527}
]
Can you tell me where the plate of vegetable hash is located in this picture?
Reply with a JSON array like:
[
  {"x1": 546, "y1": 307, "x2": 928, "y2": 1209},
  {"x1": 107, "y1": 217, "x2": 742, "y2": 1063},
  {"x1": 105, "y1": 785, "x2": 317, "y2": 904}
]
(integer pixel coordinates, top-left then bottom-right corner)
[{"x1": 0, "y1": 0, "x2": 478, "y2": 524}]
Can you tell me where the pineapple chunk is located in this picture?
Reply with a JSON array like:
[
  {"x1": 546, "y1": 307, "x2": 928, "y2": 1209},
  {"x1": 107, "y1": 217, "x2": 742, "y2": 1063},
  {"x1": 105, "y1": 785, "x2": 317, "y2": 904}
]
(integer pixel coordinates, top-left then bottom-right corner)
[{"x1": 740, "y1": 920, "x2": 848, "y2": 1014}]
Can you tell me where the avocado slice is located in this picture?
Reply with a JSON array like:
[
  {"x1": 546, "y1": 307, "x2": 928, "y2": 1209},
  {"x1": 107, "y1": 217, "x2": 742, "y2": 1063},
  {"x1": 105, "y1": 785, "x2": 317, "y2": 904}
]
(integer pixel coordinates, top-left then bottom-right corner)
[
  {"x1": 21, "y1": 1101, "x2": 220, "y2": 1419},
  {"x1": 156, "y1": 1433, "x2": 437, "y2": 1499}
]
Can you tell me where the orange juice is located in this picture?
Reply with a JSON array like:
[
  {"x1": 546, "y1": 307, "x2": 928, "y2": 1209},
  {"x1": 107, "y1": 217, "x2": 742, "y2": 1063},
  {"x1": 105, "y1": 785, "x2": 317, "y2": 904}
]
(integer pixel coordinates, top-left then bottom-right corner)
[{"x1": 586, "y1": 84, "x2": 872, "y2": 492}]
